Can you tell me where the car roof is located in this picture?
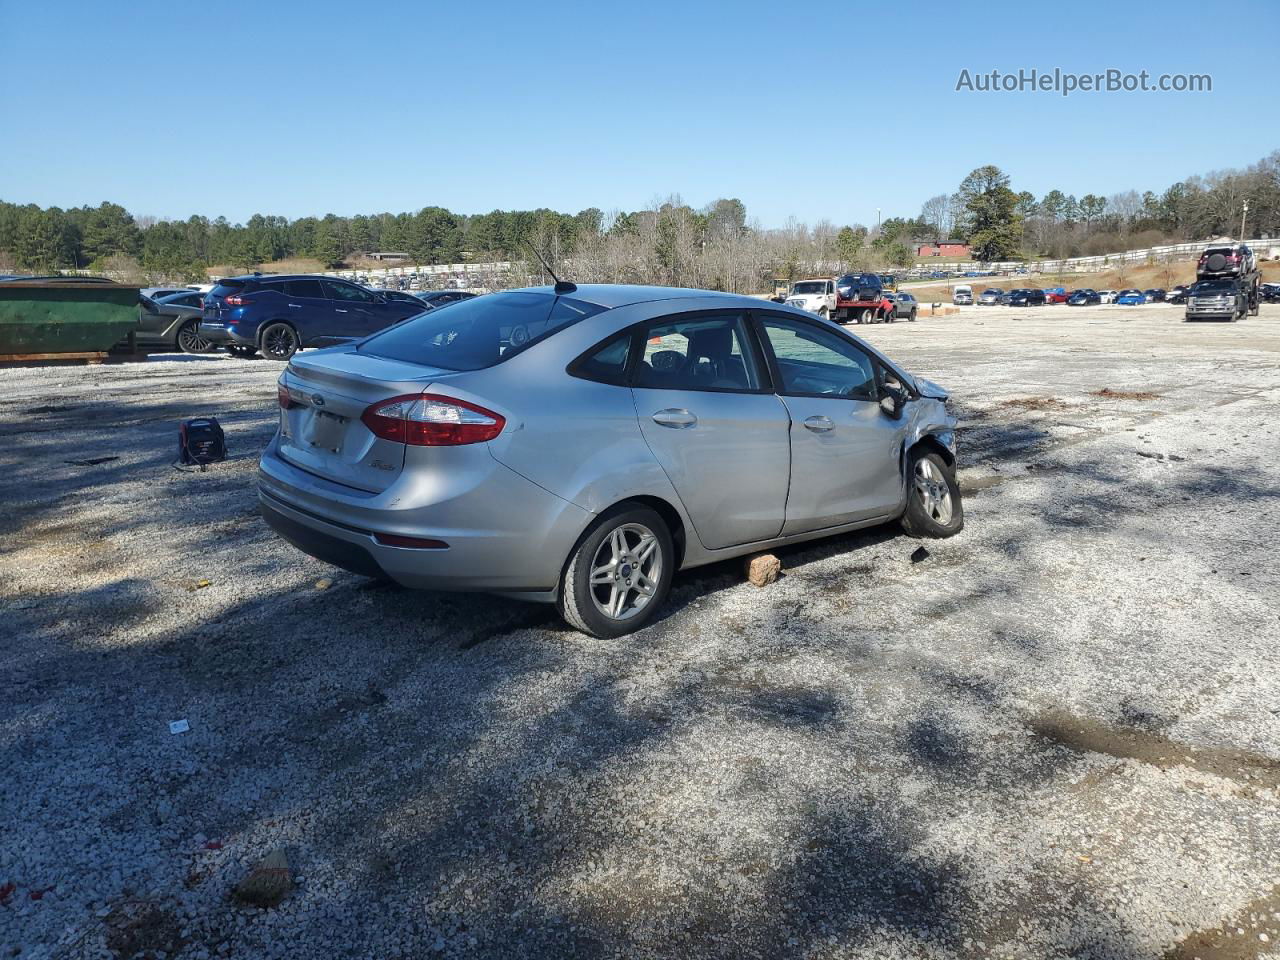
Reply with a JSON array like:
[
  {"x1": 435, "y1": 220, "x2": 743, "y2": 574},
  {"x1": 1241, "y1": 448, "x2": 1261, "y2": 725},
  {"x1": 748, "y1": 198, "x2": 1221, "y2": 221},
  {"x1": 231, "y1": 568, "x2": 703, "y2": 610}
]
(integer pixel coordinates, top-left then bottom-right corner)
[{"x1": 511, "y1": 284, "x2": 757, "y2": 310}]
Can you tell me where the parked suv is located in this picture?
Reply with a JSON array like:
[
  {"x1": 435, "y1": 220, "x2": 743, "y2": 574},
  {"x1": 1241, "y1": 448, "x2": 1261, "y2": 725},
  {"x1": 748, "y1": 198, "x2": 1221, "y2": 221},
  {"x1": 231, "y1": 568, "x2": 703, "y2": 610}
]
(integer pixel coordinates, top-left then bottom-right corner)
[
  {"x1": 200, "y1": 275, "x2": 426, "y2": 360},
  {"x1": 1197, "y1": 244, "x2": 1257, "y2": 280},
  {"x1": 1003, "y1": 288, "x2": 1047, "y2": 306}
]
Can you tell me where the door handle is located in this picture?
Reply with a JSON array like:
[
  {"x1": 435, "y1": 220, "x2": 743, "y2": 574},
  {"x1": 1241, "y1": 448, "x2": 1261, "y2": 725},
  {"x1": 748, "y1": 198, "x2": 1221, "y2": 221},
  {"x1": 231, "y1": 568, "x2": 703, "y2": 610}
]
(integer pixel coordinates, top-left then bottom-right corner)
[
  {"x1": 288, "y1": 303, "x2": 302, "y2": 309},
  {"x1": 334, "y1": 308, "x2": 349, "y2": 313},
  {"x1": 803, "y1": 415, "x2": 835, "y2": 432},
  {"x1": 651, "y1": 408, "x2": 697, "y2": 428}
]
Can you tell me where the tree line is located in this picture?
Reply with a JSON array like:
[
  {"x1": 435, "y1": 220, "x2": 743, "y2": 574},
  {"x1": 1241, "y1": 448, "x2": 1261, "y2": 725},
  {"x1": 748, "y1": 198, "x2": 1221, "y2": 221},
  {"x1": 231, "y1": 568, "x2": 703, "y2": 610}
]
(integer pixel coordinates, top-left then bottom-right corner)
[
  {"x1": 3, "y1": 151, "x2": 1279, "y2": 285},
  {"x1": 909, "y1": 151, "x2": 1280, "y2": 262}
]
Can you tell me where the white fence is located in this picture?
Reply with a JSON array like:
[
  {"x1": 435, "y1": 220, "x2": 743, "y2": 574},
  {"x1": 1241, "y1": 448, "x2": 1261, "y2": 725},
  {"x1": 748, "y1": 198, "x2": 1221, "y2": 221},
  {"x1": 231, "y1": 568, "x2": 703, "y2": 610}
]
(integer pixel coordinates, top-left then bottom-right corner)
[{"x1": 908, "y1": 237, "x2": 1280, "y2": 278}]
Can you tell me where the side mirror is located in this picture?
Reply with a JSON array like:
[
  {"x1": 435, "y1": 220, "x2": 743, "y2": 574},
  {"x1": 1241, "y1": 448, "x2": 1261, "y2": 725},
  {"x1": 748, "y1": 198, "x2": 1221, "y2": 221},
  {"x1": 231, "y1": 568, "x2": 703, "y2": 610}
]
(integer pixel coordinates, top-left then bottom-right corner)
[{"x1": 880, "y1": 381, "x2": 907, "y2": 419}]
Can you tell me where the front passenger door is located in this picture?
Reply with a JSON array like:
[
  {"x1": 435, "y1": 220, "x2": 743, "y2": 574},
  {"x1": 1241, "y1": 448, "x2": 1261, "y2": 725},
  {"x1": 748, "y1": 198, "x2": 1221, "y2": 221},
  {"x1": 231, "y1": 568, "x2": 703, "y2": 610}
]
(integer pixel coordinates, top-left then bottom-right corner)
[{"x1": 758, "y1": 315, "x2": 907, "y2": 535}]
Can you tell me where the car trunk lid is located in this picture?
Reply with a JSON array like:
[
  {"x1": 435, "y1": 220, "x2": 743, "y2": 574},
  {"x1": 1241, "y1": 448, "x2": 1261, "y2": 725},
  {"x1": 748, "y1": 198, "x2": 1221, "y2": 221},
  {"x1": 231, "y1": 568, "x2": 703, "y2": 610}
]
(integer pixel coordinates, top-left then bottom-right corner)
[{"x1": 277, "y1": 349, "x2": 460, "y2": 493}]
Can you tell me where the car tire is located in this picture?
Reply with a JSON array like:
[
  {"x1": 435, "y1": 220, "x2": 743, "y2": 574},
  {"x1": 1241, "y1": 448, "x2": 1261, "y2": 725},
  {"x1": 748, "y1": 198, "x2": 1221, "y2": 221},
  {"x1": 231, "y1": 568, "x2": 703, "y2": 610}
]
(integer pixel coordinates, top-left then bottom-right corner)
[
  {"x1": 261, "y1": 322, "x2": 300, "y2": 361},
  {"x1": 227, "y1": 344, "x2": 258, "y2": 359},
  {"x1": 818, "y1": 307, "x2": 829, "y2": 321},
  {"x1": 176, "y1": 320, "x2": 213, "y2": 355},
  {"x1": 909, "y1": 308, "x2": 917, "y2": 322},
  {"x1": 900, "y1": 448, "x2": 964, "y2": 539},
  {"x1": 558, "y1": 504, "x2": 674, "y2": 639}
]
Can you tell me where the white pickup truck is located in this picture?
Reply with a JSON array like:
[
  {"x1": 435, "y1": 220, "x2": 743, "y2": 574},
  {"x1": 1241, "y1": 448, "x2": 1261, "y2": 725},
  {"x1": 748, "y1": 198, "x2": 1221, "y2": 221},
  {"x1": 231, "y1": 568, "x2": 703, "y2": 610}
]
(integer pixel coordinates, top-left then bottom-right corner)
[{"x1": 784, "y1": 278, "x2": 837, "y2": 319}]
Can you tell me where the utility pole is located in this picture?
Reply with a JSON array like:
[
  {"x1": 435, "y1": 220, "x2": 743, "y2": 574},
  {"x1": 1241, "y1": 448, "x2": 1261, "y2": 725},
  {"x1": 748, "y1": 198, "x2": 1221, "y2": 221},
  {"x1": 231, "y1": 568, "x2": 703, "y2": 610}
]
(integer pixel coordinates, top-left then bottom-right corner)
[{"x1": 1240, "y1": 199, "x2": 1249, "y2": 241}]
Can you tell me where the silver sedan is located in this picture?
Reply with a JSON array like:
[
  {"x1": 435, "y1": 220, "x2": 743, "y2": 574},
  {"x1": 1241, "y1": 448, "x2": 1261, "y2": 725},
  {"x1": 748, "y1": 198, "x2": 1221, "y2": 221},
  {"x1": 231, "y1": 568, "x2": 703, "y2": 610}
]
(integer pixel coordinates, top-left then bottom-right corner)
[{"x1": 259, "y1": 285, "x2": 962, "y2": 637}]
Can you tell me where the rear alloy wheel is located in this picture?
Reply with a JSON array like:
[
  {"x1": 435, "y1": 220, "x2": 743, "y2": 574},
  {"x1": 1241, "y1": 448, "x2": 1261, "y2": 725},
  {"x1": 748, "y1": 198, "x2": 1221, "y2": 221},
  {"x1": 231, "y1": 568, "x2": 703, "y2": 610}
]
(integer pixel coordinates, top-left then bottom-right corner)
[
  {"x1": 261, "y1": 323, "x2": 299, "y2": 361},
  {"x1": 176, "y1": 320, "x2": 213, "y2": 354},
  {"x1": 901, "y1": 449, "x2": 964, "y2": 538},
  {"x1": 559, "y1": 506, "x2": 673, "y2": 638}
]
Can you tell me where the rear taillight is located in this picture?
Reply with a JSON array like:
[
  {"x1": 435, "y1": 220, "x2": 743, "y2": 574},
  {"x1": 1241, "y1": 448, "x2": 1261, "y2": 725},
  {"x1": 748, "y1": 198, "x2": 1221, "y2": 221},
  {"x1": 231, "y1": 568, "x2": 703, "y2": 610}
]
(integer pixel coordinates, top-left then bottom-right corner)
[
  {"x1": 361, "y1": 393, "x2": 505, "y2": 446},
  {"x1": 224, "y1": 294, "x2": 252, "y2": 306},
  {"x1": 277, "y1": 384, "x2": 296, "y2": 409}
]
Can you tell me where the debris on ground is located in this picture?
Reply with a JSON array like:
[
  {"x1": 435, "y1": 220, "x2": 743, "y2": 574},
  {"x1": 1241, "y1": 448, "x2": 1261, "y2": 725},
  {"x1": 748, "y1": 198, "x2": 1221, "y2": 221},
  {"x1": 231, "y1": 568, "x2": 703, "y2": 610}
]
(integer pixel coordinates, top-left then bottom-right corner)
[
  {"x1": 185, "y1": 578, "x2": 212, "y2": 592},
  {"x1": 64, "y1": 456, "x2": 119, "y2": 466},
  {"x1": 911, "y1": 546, "x2": 930, "y2": 564},
  {"x1": 232, "y1": 849, "x2": 293, "y2": 908},
  {"x1": 745, "y1": 554, "x2": 781, "y2": 587},
  {"x1": 314, "y1": 578, "x2": 333, "y2": 591},
  {"x1": 169, "y1": 719, "x2": 190, "y2": 735},
  {"x1": 1091, "y1": 388, "x2": 1161, "y2": 401}
]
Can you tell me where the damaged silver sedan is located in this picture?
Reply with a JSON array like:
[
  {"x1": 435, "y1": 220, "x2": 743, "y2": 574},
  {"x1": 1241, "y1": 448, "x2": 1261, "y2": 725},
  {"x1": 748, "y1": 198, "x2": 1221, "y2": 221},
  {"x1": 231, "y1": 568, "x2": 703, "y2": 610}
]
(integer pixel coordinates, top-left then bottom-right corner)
[{"x1": 259, "y1": 284, "x2": 962, "y2": 637}]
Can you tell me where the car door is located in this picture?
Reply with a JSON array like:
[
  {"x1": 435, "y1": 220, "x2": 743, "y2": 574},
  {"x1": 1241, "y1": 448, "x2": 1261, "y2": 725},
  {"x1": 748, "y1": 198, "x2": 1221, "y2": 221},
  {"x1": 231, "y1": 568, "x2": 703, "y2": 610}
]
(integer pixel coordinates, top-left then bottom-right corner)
[
  {"x1": 756, "y1": 314, "x2": 907, "y2": 535},
  {"x1": 630, "y1": 311, "x2": 791, "y2": 550},
  {"x1": 320, "y1": 279, "x2": 380, "y2": 341},
  {"x1": 282, "y1": 278, "x2": 331, "y2": 344}
]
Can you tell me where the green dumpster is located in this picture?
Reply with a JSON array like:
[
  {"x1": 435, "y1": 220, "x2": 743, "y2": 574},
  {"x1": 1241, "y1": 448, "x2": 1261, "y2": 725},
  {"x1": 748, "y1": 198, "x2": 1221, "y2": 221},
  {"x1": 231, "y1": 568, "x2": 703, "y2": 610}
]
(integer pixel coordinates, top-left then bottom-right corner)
[{"x1": 0, "y1": 278, "x2": 141, "y2": 357}]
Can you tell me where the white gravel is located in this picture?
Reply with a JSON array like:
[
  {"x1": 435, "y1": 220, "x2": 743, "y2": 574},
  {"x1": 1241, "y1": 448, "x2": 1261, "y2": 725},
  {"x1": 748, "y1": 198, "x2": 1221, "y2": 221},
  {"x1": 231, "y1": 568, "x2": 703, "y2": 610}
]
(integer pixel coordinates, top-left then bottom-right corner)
[{"x1": 2, "y1": 303, "x2": 1279, "y2": 959}]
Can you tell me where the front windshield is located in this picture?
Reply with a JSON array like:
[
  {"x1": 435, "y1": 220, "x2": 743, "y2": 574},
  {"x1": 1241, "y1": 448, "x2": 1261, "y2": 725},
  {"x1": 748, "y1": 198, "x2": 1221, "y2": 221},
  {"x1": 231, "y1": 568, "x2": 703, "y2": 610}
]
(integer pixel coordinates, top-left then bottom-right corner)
[
  {"x1": 791, "y1": 282, "x2": 827, "y2": 295},
  {"x1": 358, "y1": 291, "x2": 605, "y2": 370},
  {"x1": 1193, "y1": 281, "x2": 1236, "y2": 294}
]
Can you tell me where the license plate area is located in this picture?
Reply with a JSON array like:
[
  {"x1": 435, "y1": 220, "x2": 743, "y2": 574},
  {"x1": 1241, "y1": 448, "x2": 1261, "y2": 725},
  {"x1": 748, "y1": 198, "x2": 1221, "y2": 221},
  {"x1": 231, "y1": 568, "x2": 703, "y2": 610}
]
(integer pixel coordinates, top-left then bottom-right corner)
[{"x1": 306, "y1": 410, "x2": 347, "y2": 453}]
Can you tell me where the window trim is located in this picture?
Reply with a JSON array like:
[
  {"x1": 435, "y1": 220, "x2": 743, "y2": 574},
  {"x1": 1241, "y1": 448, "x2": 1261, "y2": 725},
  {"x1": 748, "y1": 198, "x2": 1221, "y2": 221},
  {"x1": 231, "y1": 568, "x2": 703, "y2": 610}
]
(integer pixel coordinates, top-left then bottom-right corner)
[{"x1": 751, "y1": 311, "x2": 883, "y2": 403}]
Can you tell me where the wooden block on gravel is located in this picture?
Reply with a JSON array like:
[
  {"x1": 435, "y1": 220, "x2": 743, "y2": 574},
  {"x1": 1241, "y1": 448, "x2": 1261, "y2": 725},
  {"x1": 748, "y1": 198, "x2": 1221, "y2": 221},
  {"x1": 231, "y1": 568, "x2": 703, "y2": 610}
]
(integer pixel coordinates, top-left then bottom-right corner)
[{"x1": 746, "y1": 553, "x2": 781, "y2": 587}]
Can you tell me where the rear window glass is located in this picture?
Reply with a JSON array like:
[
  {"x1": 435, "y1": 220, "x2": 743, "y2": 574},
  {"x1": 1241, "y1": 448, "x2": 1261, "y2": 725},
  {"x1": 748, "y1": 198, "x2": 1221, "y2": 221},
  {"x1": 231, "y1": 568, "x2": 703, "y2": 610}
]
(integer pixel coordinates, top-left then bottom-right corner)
[
  {"x1": 210, "y1": 281, "x2": 247, "y2": 296},
  {"x1": 358, "y1": 292, "x2": 607, "y2": 370},
  {"x1": 285, "y1": 278, "x2": 325, "y2": 298}
]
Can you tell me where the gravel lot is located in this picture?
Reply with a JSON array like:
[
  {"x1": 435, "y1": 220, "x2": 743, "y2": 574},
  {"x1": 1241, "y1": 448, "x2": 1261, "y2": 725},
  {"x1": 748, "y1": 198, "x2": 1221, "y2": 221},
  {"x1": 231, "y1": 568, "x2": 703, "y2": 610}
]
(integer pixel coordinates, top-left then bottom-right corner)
[{"x1": 3, "y1": 302, "x2": 1279, "y2": 960}]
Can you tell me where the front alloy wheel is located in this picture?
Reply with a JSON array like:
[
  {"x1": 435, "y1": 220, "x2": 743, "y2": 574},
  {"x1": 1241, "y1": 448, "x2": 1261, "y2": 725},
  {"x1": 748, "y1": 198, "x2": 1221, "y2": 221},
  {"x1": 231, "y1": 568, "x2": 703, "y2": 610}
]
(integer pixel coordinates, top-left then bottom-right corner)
[{"x1": 901, "y1": 449, "x2": 964, "y2": 538}]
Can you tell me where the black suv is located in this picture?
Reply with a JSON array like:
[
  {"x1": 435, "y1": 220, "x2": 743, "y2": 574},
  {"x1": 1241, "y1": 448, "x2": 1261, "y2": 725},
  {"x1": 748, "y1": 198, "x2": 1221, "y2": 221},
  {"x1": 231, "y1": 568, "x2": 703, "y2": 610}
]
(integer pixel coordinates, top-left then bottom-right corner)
[
  {"x1": 200, "y1": 275, "x2": 427, "y2": 360},
  {"x1": 1003, "y1": 288, "x2": 1046, "y2": 306}
]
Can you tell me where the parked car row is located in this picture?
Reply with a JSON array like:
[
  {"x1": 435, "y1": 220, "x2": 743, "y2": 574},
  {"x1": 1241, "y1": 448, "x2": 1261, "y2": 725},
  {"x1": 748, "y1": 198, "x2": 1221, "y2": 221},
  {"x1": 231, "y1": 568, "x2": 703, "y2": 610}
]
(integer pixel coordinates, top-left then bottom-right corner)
[
  {"x1": 197, "y1": 275, "x2": 478, "y2": 360},
  {"x1": 964, "y1": 286, "x2": 1181, "y2": 307}
]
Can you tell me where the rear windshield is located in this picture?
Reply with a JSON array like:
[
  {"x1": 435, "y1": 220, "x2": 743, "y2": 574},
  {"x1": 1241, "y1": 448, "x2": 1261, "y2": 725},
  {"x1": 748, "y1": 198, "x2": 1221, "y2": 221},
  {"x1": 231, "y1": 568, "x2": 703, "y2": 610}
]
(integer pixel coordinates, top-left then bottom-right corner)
[
  {"x1": 210, "y1": 280, "x2": 247, "y2": 296},
  {"x1": 358, "y1": 291, "x2": 606, "y2": 370}
]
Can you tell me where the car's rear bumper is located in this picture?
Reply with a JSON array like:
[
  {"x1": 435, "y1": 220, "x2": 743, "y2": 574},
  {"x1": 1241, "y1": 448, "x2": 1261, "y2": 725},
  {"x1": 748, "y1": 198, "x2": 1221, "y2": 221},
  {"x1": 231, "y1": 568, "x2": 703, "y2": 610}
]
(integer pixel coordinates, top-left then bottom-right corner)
[
  {"x1": 256, "y1": 436, "x2": 592, "y2": 595},
  {"x1": 198, "y1": 321, "x2": 256, "y2": 346}
]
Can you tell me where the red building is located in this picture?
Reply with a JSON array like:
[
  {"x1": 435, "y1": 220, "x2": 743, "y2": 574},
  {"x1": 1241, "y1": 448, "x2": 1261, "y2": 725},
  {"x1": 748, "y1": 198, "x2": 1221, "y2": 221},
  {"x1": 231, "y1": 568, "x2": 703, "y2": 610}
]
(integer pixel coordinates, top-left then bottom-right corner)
[{"x1": 916, "y1": 242, "x2": 971, "y2": 258}]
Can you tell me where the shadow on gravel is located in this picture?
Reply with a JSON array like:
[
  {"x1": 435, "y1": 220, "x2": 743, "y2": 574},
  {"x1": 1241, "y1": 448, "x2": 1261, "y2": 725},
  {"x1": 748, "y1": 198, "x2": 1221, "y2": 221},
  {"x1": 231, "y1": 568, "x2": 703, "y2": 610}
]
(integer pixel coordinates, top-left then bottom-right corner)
[{"x1": 3, "y1": 400, "x2": 1269, "y2": 959}]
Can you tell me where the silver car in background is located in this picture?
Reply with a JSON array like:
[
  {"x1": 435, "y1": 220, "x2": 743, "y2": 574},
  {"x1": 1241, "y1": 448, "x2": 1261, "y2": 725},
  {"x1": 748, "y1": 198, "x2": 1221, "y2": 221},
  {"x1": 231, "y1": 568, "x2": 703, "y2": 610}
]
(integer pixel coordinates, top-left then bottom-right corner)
[{"x1": 259, "y1": 284, "x2": 962, "y2": 637}]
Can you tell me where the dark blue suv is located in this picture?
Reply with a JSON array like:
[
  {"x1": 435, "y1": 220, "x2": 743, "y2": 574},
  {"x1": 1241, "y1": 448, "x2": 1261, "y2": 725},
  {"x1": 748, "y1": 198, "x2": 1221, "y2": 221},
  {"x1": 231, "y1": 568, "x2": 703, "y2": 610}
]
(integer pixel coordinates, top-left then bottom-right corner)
[{"x1": 200, "y1": 274, "x2": 426, "y2": 360}]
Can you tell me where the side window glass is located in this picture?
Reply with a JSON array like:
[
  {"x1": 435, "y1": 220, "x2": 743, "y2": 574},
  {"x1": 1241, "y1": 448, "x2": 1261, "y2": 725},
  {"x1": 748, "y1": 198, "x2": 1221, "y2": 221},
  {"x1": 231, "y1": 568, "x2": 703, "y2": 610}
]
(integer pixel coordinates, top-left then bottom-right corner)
[
  {"x1": 286, "y1": 278, "x2": 325, "y2": 299},
  {"x1": 760, "y1": 317, "x2": 877, "y2": 401},
  {"x1": 322, "y1": 280, "x2": 375, "y2": 303},
  {"x1": 571, "y1": 331, "x2": 633, "y2": 386},
  {"x1": 633, "y1": 314, "x2": 760, "y2": 392}
]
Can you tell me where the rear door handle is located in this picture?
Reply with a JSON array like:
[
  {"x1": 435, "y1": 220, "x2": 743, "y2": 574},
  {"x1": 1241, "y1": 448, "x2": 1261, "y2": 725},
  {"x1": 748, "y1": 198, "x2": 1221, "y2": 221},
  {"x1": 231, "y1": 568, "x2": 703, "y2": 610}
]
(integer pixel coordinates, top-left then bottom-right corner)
[
  {"x1": 803, "y1": 415, "x2": 835, "y2": 432},
  {"x1": 652, "y1": 408, "x2": 697, "y2": 428}
]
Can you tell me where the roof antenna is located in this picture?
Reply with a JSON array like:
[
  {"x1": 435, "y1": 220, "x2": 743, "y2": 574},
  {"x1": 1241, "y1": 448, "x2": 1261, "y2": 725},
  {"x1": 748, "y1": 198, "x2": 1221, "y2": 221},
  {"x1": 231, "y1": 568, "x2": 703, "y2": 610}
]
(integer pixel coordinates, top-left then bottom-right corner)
[{"x1": 523, "y1": 241, "x2": 576, "y2": 295}]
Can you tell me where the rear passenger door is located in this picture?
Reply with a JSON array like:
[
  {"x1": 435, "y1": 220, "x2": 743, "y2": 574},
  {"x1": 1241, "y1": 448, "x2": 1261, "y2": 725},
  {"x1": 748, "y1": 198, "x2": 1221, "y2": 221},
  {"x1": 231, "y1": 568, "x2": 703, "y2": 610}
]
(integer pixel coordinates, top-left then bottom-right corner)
[
  {"x1": 630, "y1": 312, "x2": 791, "y2": 550},
  {"x1": 282, "y1": 278, "x2": 331, "y2": 344}
]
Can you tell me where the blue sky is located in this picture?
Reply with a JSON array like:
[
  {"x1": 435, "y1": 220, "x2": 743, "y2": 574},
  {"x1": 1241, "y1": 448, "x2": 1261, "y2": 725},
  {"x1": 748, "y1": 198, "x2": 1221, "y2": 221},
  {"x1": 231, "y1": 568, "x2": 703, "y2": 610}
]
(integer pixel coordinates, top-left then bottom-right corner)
[{"x1": 1, "y1": 0, "x2": 1274, "y2": 228}]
